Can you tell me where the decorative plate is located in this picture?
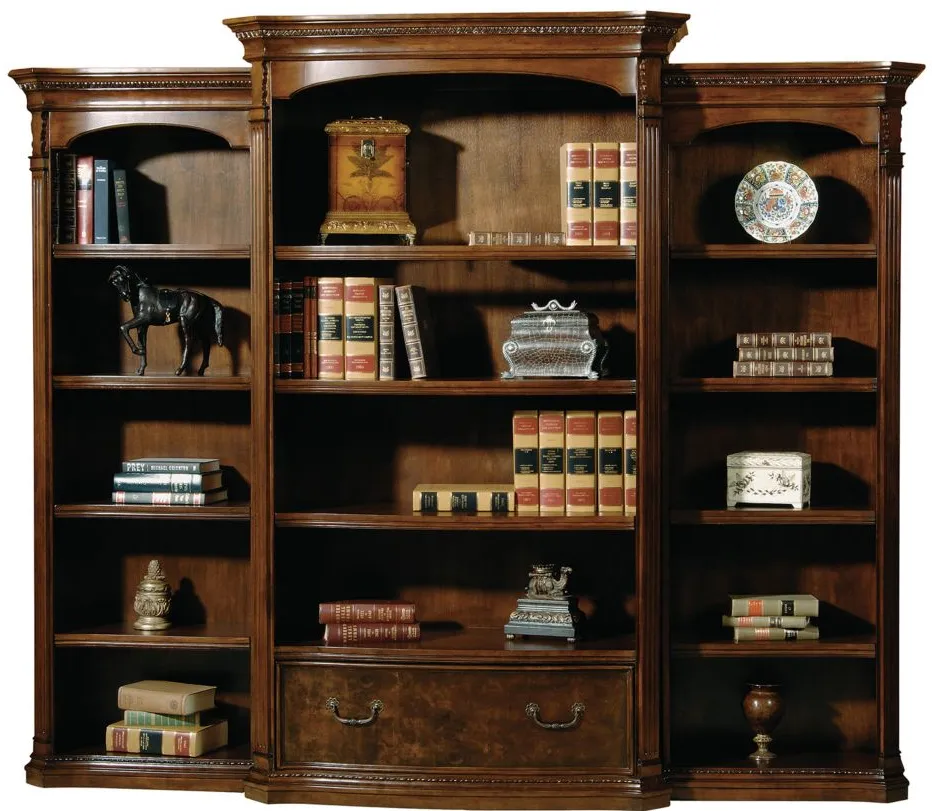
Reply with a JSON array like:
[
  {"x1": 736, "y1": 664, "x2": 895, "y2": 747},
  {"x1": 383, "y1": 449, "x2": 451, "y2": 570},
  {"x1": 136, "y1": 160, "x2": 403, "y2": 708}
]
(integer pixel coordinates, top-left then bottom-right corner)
[{"x1": 734, "y1": 161, "x2": 818, "y2": 243}]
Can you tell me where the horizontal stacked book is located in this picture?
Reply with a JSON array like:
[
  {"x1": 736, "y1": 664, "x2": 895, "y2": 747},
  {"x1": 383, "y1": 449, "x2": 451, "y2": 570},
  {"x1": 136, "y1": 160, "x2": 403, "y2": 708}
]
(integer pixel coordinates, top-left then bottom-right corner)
[
  {"x1": 320, "y1": 600, "x2": 420, "y2": 644},
  {"x1": 52, "y1": 152, "x2": 131, "y2": 244},
  {"x1": 412, "y1": 484, "x2": 515, "y2": 513},
  {"x1": 467, "y1": 231, "x2": 565, "y2": 246},
  {"x1": 733, "y1": 332, "x2": 834, "y2": 377},
  {"x1": 106, "y1": 680, "x2": 227, "y2": 756},
  {"x1": 512, "y1": 409, "x2": 636, "y2": 516},
  {"x1": 724, "y1": 593, "x2": 820, "y2": 641},
  {"x1": 273, "y1": 278, "x2": 436, "y2": 381},
  {"x1": 112, "y1": 458, "x2": 228, "y2": 506},
  {"x1": 560, "y1": 141, "x2": 636, "y2": 247}
]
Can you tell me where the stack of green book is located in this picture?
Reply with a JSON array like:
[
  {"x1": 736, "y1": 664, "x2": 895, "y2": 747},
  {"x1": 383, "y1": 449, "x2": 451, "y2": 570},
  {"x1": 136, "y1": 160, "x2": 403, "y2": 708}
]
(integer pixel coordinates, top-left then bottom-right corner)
[
  {"x1": 724, "y1": 594, "x2": 820, "y2": 641},
  {"x1": 111, "y1": 458, "x2": 228, "y2": 506}
]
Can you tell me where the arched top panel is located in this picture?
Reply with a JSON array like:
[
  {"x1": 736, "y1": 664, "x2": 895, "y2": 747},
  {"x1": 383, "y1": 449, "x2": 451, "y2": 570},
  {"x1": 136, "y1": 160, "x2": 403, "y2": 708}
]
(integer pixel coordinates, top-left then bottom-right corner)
[{"x1": 52, "y1": 112, "x2": 250, "y2": 152}]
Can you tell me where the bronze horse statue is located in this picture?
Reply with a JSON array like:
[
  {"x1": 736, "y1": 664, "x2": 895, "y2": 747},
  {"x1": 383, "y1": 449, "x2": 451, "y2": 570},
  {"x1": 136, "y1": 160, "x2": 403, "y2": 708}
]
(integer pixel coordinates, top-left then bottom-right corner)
[{"x1": 109, "y1": 265, "x2": 224, "y2": 376}]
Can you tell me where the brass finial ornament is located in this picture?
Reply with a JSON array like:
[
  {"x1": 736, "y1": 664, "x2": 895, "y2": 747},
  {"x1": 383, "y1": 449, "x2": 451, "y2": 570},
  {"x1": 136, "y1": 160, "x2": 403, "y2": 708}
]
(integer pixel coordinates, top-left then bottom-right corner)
[
  {"x1": 133, "y1": 559, "x2": 172, "y2": 631},
  {"x1": 504, "y1": 564, "x2": 584, "y2": 642},
  {"x1": 319, "y1": 118, "x2": 417, "y2": 245}
]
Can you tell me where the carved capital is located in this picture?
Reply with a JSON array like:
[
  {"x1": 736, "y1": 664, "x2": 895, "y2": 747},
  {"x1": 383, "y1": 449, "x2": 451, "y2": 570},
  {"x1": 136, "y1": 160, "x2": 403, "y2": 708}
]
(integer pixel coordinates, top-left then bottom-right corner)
[{"x1": 637, "y1": 59, "x2": 662, "y2": 118}]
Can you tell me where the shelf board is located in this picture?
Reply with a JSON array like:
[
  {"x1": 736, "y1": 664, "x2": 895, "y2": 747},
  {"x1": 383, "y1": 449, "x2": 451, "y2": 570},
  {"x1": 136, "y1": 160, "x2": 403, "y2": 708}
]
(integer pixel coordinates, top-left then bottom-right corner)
[
  {"x1": 53, "y1": 244, "x2": 250, "y2": 260},
  {"x1": 276, "y1": 505, "x2": 634, "y2": 531},
  {"x1": 671, "y1": 244, "x2": 877, "y2": 260},
  {"x1": 53, "y1": 375, "x2": 251, "y2": 391},
  {"x1": 54, "y1": 622, "x2": 250, "y2": 650},
  {"x1": 671, "y1": 508, "x2": 876, "y2": 525},
  {"x1": 671, "y1": 377, "x2": 877, "y2": 393},
  {"x1": 276, "y1": 627, "x2": 635, "y2": 665},
  {"x1": 275, "y1": 245, "x2": 636, "y2": 261},
  {"x1": 54, "y1": 502, "x2": 250, "y2": 521},
  {"x1": 275, "y1": 378, "x2": 635, "y2": 396},
  {"x1": 671, "y1": 635, "x2": 876, "y2": 658}
]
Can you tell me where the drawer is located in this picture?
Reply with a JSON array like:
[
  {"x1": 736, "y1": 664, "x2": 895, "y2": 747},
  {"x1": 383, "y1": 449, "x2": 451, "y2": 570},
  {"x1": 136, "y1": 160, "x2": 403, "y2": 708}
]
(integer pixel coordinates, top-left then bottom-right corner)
[{"x1": 278, "y1": 664, "x2": 632, "y2": 771}]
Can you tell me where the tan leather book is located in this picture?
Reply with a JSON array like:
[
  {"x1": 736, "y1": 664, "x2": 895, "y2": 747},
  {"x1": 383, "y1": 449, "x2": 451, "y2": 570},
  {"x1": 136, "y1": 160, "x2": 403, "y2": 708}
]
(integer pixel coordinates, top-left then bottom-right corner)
[
  {"x1": 593, "y1": 143, "x2": 620, "y2": 246},
  {"x1": 513, "y1": 410, "x2": 539, "y2": 513},
  {"x1": 317, "y1": 277, "x2": 345, "y2": 379},
  {"x1": 566, "y1": 411, "x2": 596, "y2": 515},
  {"x1": 344, "y1": 277, "x2": 379, "y2": 380},
  {"x1": 729, "y1": 594, "x2": 820, "y2": 617},
  {"x1": 117, "y1": 680, "x2": 216, "y2": 715},
  {"x1": 538, "y1": 411, "x2": 565, "y2": 514},
  {"x1": 623, "y1": 410, "x2": 637, "y2": 517},
  {"x1": 597, "y1": 411, "x2": 624, "y2": 514},
  {"x1": 560, "y1": 143, "x2": 592, "y2": 246},
  {"x1": 733, "y1": 626, "x2": 820, "y2": 642},
  {"x1": 106, "y1": 719, "x2": 227, "y2": 756},
  {"x1": 619, "y1": 142, "x2": 637, "y2": 246}
]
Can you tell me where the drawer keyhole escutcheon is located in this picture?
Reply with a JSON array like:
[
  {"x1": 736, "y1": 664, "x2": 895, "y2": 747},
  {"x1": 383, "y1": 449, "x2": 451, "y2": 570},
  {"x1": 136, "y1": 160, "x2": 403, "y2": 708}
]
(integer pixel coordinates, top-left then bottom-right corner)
[
  {"x1": 326, "y1": 697, "x2": 384, "y2": 727},
  {"x1": 525, "y1": 701, "x2": 586, "y2": 730}
]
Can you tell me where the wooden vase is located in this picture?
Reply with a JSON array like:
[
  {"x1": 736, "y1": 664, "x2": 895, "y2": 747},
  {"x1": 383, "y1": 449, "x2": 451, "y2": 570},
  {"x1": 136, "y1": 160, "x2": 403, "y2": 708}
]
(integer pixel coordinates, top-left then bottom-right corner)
[{"x1": 742, "y1": 683, "x2": 784, "y2": 763}]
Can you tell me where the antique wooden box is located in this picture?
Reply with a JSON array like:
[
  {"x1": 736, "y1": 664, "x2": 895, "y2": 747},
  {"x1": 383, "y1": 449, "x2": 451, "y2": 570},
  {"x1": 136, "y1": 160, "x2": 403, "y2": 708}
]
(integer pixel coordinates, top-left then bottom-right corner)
[{"x1": 726, "y1": 451, "x2": 812, "y2": 509}]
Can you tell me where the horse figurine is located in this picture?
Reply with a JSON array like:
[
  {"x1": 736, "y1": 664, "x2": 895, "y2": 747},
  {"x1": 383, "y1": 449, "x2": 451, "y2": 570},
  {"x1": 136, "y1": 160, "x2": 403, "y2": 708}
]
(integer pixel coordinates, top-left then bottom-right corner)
[{"x1": 108, "y1": 265, "x2": 224, "y2": 376}]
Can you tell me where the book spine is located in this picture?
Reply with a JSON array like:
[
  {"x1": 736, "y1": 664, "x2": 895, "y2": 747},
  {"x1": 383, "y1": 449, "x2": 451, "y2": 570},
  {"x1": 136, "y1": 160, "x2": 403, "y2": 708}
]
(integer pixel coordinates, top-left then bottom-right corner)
[
  {"x1": 76, "y1": 156, "x2": 94, "y2": 245},
  {"x1": 60, "y1": 153, "x2": 77, "y2": 244},
  {"x1": 412, "y1": 487, "x2": 515, "y2": 513},
  {"x1": 729, "y1": 597, "x2": 820, "y2": 617},
  {"x1": 117, "y1": 685, "x2": 216, "y2": 715},
  {"x1": 272, "y1": 279, "x2": 281, "y2": 378},
  {"x1": 593, "y1": 142, "x2": 620, "y2": 246},
  {"x1": 722, "y1": 615, "x2": 811, "y2": 629},
  {"x1": 304, "y1": 276, "x2": 318, "y2": 379},
  {"x1": 733, "y1": 627, "x2": 820, "y2": 642},
  {"x1": 93, "y1": 159, "x2": 111, "y2": 244},
  {"x1": 291, "y1": 278, "x2": 306, "y2": 379},
  {"x1": 597, "y1": 411, "x2": 625, "y2": 514},
  {"x1": 538, "y1": 410, "x2": 565, "y2": 514},
  {"x1": 378, "y1": 285, "x2": 396, "y2": 380},
  {"x1": 324, "y1": 623, "x2": 421, "y2": 644},
  {"x1": 513, "y1": 410, "x2": 540, "y2": 513},
  {"x1": 106, "y1": 720, "x2": 227, "y2": 756},
  {"x1": 317, "y1": 277, "x2": 345, "y2": 379},
  {"x1": 396, "y1": 284, "x2": 437, "y2": 379},
  {"x1": 51, "y1": 152, "x2": 60, "y2": 244},
  {"x1": 560, "y1": 142, "x2": 592, "y2": 246},
  {"x1": 112, "y1": 473, "x2": 213, "y2": 493},
  {"x1": 319, "y1": 602, "x2": 417, "y2": 624},
  {"x1": 123, "y1": 710, "x2": 201, "y2": 728},
  {"x1": 619, "y1": 142, "x2": 637, "y2": 247},
  {"x1": 736, "y1": 332, "x2": 833, "y2": 348},
  {"x1": 280, "y1": 280, "x2": 293, "y2": 377},
  {"x1": 112, "y1": 491, "x2": 213, "y2": 506},
  {"x1": 121, "y1": 461, "x2": 216, "y2": 474},
  {"x1": 566, "y1": 411, "x2": 596, "y2": 515},
  {"x1": 344, "y1": 277, "x2": 378, "y2": 380},
  {"x1": 623, "y1": 410, "x2": 638, "y2": 517},
  {"x1": 733, "y1": 361, "x2": 834, "y2": 377},
  {"x1": 112, "y1": 168, "x2": 131, "y2": 243},
  {"x1": 468, "y1": 231, "x2": 490, "y2": 246},
  {"x1": 738, "y1": 346, "x2": 834, "y2": 362}
]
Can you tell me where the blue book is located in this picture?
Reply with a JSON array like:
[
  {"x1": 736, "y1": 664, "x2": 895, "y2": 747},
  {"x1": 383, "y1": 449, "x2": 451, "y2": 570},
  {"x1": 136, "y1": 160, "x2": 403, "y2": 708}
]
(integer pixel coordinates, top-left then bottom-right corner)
[{"x1": 93, "y1": 159, "x2": 112, "y2": 244}]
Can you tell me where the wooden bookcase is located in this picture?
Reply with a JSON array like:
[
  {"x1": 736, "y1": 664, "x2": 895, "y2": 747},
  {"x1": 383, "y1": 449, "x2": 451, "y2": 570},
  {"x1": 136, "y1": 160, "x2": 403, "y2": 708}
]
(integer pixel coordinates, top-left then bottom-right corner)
[{"x1": 11, "y1": 11, "x2": 923, "y2": 809}]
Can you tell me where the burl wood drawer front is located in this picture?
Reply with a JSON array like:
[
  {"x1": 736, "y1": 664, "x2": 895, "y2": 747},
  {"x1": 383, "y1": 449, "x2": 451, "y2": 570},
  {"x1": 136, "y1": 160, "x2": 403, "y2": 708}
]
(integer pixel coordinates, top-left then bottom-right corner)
[{"x1": 278, "y1": 664, "x2": 632, "y2": 770}]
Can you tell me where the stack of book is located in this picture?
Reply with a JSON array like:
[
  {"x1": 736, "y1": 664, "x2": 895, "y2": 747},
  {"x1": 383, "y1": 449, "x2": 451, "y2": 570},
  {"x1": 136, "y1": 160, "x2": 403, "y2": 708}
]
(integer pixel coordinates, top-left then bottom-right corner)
[
  {"x1": 513, "y1": 410, "x2": 636, "y2": 516},
  {"x1": 273, "y1": 278, "x2": 436, "y2": 381},
  {"x1": 733, "y1": 332, "x2": 834, "y2": 377},
  {"x1": 560, "y1": 142, "x2": 636, "y2": 246},
  {"x1": 106, "y1": 680, "x2": 227, "y2": 756},
  {"x1": 52, "y1": 152, "x2": 131, "y2": 245},
  {"x1": 467, "y1": 231, "x2": 565, "y2": 246},
  {"x1": 112, "y1": 458, "x2": 228, "y2": 506},
  {"x1": 413, "y1": 484, "x2": 515, "y2": 513},
  {"x1": 320, "y1": 600, "x2": 420, "y2": 644},
  {"x1": 724, "y1": 593, "x2": 820, "y2": 641}
]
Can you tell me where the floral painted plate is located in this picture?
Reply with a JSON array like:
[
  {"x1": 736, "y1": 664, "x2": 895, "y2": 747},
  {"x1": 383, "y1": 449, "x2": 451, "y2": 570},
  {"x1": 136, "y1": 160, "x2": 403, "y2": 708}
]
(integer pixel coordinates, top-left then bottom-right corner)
[{"x1": 734, "y1": 161, "x2": 818, "y2": 243}]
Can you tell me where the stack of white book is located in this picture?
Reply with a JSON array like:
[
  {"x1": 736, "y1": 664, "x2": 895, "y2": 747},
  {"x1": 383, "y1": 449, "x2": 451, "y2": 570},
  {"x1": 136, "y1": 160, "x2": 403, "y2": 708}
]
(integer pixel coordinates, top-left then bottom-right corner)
[{"x1": 724, "y1": 594, "x2": 820, "y2": 641}]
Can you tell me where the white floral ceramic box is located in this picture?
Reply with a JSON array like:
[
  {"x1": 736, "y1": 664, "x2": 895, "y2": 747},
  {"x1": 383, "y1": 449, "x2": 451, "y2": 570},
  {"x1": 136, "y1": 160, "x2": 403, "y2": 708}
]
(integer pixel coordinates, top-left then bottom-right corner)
[{"x1": 726, "y1": 451, "x2": 811, "y2": 509}]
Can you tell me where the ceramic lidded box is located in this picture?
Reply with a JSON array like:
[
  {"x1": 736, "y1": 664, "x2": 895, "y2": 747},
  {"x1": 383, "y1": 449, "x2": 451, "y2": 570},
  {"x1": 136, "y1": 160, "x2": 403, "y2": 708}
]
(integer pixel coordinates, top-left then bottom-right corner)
[{"x1": 726, "y1": 451, "x2": 811, "y2": 509}]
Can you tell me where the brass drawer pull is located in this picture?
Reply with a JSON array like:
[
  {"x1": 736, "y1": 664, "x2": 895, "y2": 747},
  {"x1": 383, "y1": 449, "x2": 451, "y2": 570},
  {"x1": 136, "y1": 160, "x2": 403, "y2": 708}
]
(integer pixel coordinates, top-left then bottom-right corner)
[
  {"x1": 326, "y1": 697, "x2": 383, "y2": 727},
  {"x1": 525, "y1": 701, "x2": 585, "y2": 730}
]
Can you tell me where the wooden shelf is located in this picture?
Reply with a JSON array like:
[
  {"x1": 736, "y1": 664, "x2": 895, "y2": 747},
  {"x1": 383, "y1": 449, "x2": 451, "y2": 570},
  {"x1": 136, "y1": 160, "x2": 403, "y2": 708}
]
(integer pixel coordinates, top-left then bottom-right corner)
[
  {"x1": 275, "y1": 245, "x2": 635, "y2": 261},
  {"x1": 671, "y1": 244, "x2": 877, "y2": 260},
  {"x1": 54, "y1": 502, "x2": 250, "y2": 521},
  {"x1": 53, "y1": 375, "x2": 251, "y2": 391},
  {"x1": 276, "y1": 506, "x2": 634, "y2": 531},
  {"x1": 671, "y1": 377, "x2": 877, "y2": 393},
  {"x1": 670, "y1": 509, "x2": 876, "y2": 525},
  {"x1": 275, "y1": 378, "x2": 635, "y2": 396},
  {"x1": 53, "y1": 244, "x2": 250, "y2": 260},
  {"x1": 671, "y1": 635, "x2": 876, "y2": 658},
  {"x1": 54, "y1": 622, "x2": 250, "y2": 650},
  {"x1": 276, "y1": 627, "x2": 635, "y2": 665}
]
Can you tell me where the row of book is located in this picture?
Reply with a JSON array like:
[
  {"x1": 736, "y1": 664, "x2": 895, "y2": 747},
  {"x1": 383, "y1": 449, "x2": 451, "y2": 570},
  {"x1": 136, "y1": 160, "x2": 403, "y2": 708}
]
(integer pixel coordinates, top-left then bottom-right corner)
[
  {"x1": 724, "y1": 593, "x2": 820, "y2": 642},
  {"x1": 52, "y1": 153, "x2": 131, "y2": 245},
  {"x1": 273, "y1": 278, "x2": 436, "y2": 381},
  {"x1": 514, "y1": 410, "x2": 636, "y2": 516},
  {"x1": 561, "y1": 142, "x2": 637, "y2": 246},
  {"x1": 468, "y1": 231, "x2": 565, "y2": 246},
  {"x1": 320, "y1": 600, "x2": 421, "y2": 644},
  {"x1": 105, "y1": 680, "x2": 227, "y2": 756},
  {"x1": 733, "y1": 332, "x2": 834, "y2": 377},
  {"x1": 111, "y1": 458, "x2": 228, "y2": 506}
]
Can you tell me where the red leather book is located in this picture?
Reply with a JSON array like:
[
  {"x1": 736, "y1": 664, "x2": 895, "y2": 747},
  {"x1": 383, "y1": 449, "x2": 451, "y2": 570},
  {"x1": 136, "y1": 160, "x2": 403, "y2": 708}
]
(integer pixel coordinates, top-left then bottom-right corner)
[
  {"x1": 304, "y1": 276, "x2": 318, "y2": 379},
  {"x1": 323, "y1": 623, "x2": 421, "y2": 644},
  {"x1": 318, "y1": 601, "x2": 416, "y2": 624},
  {"x1": 75, "y1": 155, "x2": 94, "y2": 245}
]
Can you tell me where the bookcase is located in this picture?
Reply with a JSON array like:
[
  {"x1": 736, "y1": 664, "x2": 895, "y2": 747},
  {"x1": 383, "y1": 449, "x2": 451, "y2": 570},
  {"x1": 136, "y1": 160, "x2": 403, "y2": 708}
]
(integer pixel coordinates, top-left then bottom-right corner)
[{"x1": 11, "y1": 10, "x2": 923, "y2": 809}]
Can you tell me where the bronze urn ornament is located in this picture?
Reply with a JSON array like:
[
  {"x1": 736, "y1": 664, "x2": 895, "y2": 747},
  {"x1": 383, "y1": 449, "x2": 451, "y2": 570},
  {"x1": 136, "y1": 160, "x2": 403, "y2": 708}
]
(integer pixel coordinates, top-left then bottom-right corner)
[
  {"x1": 133, "y1": 559, "x2": 173, "y2": 631},
  {"x1": 743, "y1": 683, "x2": 785, "y2": 763}
]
